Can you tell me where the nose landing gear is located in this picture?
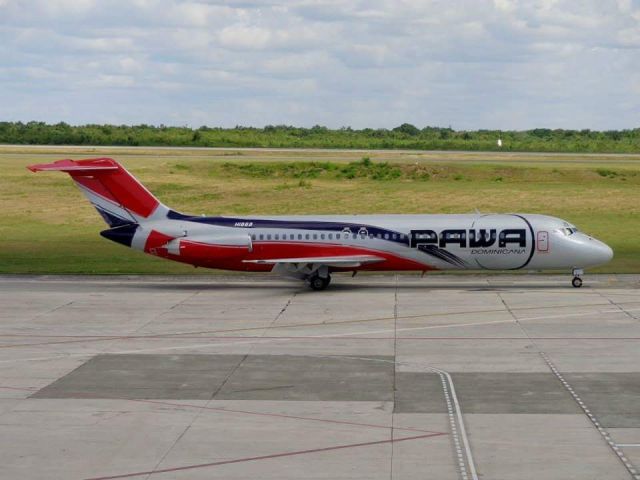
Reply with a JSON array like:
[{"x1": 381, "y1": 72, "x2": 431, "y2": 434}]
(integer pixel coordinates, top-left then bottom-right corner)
[{"x1": 571, "y1": 268, "x2": 584, "y2": 288}]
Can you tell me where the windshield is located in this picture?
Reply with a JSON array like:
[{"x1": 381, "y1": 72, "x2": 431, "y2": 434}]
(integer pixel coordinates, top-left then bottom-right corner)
[{"x1": 557, "y1": 227, "x2": 578, "y2": 236}]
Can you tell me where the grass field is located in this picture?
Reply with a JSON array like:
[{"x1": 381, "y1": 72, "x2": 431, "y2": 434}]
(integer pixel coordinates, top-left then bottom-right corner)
[{"x1": 1, "y1": 146, "x2": 639, "y2": 274}]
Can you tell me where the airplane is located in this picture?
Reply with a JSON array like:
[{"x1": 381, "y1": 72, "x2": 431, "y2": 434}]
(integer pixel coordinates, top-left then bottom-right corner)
[{"x1": 28, "y1": 157, "x2": 613, "y2": 290}]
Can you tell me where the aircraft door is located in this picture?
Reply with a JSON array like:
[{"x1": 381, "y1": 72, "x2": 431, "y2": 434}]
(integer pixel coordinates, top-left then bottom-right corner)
[
  {"x1": 470, "y1": 214, "x2": 534, "y2": 270},
  {"x1": 537, "y1": 231, "x2": 549, "y2": 252}
]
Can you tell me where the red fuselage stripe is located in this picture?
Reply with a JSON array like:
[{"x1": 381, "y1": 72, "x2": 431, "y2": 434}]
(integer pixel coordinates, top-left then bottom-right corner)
[{"x1": 143, "y1": 234, "x2": 435, "y2": 272}]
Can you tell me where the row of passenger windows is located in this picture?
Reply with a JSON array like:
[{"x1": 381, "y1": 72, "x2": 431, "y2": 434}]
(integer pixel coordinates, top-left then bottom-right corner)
[{"x1": 249, "y1": 232, "x2": 407, "y2": 241}]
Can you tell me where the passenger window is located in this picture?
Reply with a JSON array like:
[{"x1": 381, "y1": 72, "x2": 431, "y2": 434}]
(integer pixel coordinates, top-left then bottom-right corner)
[
  {"x1": 267, "y1": 234, "x2": 272, "y2": 240},
  {"x1": 321, "y1": 233, "x2": 325, "y2": 240},
  {"x1": 313, "y1": 234, "x2": 318, "y2": 240},
  {"x1": 384, "y1": 233, "x2": 389, "y2": 239},
  {"x1": 392, "y1": 234, "x2": 398, "y2": 240},
  {"x1": 298, "y1": 234, "x2": 302, "y2": 240},
  {"x1": 415, "y1": 232, "x2": 435, "y2": 241},
  {"x1": 305, "y1": 234, "x2": 310, "y2": 240},
  {"x1": 328, "y1": 233, "x2": 333, "y2": 240},
  {"x1": 259, "y1": 234, "x2": 264, "y2": 240},
  {"x1": 336, "y1": 234, "x2": 341, "y2": 240},
  {"x1": 275, "y1": 234, "x2": 279, "y2": 240}
]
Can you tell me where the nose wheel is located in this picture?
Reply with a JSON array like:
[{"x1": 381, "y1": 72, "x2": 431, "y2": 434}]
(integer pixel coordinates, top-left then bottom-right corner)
[{"x1": 571, "y1": 268, "x2": 584, "y2": 288}]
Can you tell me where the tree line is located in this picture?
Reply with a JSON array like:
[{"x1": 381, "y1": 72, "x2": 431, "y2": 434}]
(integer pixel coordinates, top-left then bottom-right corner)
[{"x1": 1, "y1": 121, "x2": 639, "y2": 153}]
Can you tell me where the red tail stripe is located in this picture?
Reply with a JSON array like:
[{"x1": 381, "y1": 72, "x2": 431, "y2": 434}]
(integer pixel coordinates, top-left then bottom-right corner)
[
  {"x1": 71, "y1": 174, "x2": 119, "y2": 204},
  {"x1": 95, "y1": 168, "x2": 159, "y2": 217}
]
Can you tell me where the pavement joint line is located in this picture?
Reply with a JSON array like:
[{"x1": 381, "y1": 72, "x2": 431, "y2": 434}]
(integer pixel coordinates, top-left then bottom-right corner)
[
  {"x1": 595, "y1": 290, "x2": 639, "y2": 321},
  {"x1": 81, "y1": 432, "x2": 448, "y2": 480},
  {"x1": 540, "y1": 352, "x2": 640, "y2": 480},
  {"x1": 26, "y1": 300, "x2": 75, "y2": 324},
  {"x1": 130, "y1": 290, "x2": 203, "y2": 340}
]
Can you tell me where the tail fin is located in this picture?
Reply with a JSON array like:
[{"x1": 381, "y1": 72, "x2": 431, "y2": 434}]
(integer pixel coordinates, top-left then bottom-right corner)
[{"x1": 28, "y1": 158, "x2": 168, "y2": 226}]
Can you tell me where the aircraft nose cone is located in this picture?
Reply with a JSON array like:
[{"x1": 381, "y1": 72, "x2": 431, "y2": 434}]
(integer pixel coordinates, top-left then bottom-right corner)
[
  {"x1": 588, "y1": 238, "x2": 613, "y2": 266},
  {"x1": 599, "y1": 242, "x2": 614, "y2": 264}
]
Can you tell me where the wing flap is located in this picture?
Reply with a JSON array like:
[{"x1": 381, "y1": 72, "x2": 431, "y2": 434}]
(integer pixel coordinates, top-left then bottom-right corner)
[{"x1": 243, "y1": 254, "x2": 385, "y2": 268}]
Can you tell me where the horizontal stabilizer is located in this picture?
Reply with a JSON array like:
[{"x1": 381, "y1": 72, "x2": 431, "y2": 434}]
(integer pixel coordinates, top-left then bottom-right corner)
[{"x1": 28, "y1": 158, "x2": 119, "y2": 173}]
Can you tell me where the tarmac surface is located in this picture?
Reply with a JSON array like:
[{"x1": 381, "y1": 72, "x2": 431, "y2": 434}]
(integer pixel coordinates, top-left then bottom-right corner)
[{"x1": 1, "y1": 273, "x2": 640, "y2": 480}]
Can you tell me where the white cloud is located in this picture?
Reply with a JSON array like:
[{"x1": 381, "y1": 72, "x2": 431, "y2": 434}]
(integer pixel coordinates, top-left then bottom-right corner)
[
  {"x1": 219, "y1": 25, "x2": 273, "y2": 50},
  {"x1": 0, "y1": 0, "x2": 639, "y2": 129}
]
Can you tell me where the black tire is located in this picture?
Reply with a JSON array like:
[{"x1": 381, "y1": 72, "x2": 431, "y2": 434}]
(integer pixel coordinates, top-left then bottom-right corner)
[
  {"x1": 572, "y1": 277, "x2": 583, "y2": 288},
  {"x1": 309, "y1": 275, "x2": 331, "y2": 291}
]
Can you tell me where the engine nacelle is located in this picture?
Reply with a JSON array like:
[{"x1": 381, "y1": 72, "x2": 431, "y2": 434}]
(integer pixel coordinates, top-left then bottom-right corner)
[{"x1": 163, "y1": 234, "x2": 252, "y2": 262}]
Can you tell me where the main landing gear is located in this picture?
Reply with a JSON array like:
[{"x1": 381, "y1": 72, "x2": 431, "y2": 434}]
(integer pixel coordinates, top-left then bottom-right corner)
[
  {"x1": 571, "y1": 268, "x2": 584, "y2": 288},
  {"x1": 308, "y1": 274, "x2": 331, "y2": 291}
]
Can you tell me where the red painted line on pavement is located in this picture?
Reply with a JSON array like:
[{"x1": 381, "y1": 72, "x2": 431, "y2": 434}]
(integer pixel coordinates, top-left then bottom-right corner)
[
  {"x1": 129, "y1": 398, "x2": 441, "y2": 434},
  {"x1": 0, "y1": 385, "x2": 442, "y2": 435},
  {"x1": 2, "y1": 299, "x2": 637, "y2": 347},
  {"x1": 0, "y1": 385, "x2": 38, "y2": 391},
  {"x1": 2, "y1": 334, "x2": 640, "y2": 349},
  {"x1": 83, "y1": 432, "x2": 447, "y2": 480}
]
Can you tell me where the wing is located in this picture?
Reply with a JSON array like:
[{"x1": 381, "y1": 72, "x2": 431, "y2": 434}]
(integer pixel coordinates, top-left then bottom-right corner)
[{"x1": 243, "y1": 254, "x2": 385, "y2": 268}]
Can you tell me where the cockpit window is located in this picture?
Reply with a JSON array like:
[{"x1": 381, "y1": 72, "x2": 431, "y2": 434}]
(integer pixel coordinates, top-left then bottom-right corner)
[{"x1": 557, "y1": 227, "x2": 578, "y2": 236}]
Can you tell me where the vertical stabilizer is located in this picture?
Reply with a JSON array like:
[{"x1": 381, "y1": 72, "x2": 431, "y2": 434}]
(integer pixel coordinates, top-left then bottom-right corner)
[{"x1": 28, "y1": 158, "x2": 168, "y2": 226}]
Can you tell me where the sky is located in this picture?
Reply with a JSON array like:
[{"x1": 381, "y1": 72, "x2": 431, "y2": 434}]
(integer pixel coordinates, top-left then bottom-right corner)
[{"x1": 0, "y1": 0, "x2": 639, "y2": 130}]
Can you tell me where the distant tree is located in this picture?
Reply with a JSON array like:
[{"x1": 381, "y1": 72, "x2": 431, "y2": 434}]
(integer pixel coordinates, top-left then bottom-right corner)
[
  {"x1": 393, "y1": 123, "x2": 420, "y2": 136},
  {"x1": 0, "y1": 121, "x2": 634, "y2": 152},
  {"x1": 310, "y1": 125, "x2": 328, "y2": 134}
]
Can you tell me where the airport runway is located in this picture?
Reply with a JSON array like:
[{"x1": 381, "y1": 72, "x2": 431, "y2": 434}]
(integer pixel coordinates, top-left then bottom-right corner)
[{"x1": 1, "y1": 274, "x2": 640, "y2": 480}]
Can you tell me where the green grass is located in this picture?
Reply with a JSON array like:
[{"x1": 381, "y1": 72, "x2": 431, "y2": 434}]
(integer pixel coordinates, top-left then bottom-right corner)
[{"x1": 1, "y1": 148, "x2": 639, "y2": 273}]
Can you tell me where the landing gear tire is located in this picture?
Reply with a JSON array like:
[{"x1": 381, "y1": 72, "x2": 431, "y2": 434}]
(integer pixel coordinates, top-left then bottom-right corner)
[
  {"x1": 571, "y1": 268, "x2": 584, "y2": 288},
  {"x1": 308, "y1": 274, "x2": 331, "y2": 291}
]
